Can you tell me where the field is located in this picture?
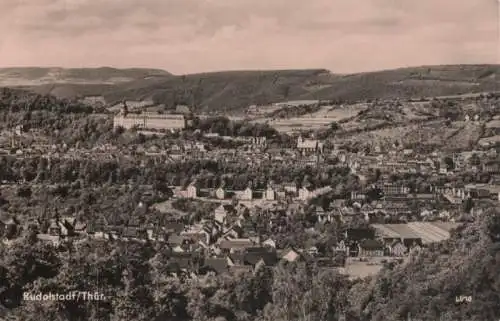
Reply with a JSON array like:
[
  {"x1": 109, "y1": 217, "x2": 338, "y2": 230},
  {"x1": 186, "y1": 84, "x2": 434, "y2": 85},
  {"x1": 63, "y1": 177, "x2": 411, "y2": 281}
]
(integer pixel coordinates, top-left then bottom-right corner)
[
  {"x1": 342, "y1": 257, "x2": 407, "y2": 280},
  {"x1": 485, "y1": 119, "x2": 500, "y2": 129},
  {"x1": 150, "y1": 199, "x2": 187, "y2": 219},
  {"x1": 262, "y1": 117, "x2": 334, "y2": 133},
  {"x1": 479, "y1": 135, "x2": 500, "y2": 147},
  {"x1": 107, "y1": 100, "x2": 155, "y2": 112},
  {"x1": 336, "y1": 120, "x2": 484, "y2": 151},
  {"x1": 0, "y1": 67, "x2": 170, "y2": 87},
  {"x1": 252, "y1": 105, "x2": 366, "y2": 133}
]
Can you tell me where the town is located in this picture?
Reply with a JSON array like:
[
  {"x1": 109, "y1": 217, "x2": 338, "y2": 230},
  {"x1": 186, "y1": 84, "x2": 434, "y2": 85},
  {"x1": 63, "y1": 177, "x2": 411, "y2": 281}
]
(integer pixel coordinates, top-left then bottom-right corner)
[
  {"x1": 1, "y1": 0, "x2": 499, "y2": 316},
  {"x1": 1, "y1": 90, "x2": 499, "y2": 284}
]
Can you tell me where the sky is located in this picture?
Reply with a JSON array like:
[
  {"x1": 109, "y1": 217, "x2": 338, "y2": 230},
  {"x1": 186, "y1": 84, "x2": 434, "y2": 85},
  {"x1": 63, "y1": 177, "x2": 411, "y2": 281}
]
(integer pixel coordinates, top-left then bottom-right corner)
[{"x1": 0, "y1": 0, "x2": 498, "y2": 74}]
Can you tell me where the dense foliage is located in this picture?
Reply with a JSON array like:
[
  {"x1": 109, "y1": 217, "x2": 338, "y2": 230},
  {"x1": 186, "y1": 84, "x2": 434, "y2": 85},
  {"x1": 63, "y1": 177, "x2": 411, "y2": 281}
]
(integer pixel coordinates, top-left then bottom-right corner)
[{"x1": 192, "y1": 116, "x2": 278, "y2": 138}]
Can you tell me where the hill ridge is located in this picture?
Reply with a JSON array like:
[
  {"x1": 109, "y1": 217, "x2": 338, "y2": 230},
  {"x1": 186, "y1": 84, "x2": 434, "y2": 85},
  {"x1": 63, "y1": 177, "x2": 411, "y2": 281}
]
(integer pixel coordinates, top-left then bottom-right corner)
[{"x1": 3, "y1": 64, "x2": 500, "y2": 112}]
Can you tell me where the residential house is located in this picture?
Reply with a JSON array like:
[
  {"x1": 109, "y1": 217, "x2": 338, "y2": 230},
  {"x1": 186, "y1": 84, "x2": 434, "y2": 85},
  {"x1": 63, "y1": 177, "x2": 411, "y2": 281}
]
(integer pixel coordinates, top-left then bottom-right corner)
[
  {"x1": 358, "y1": 240, "x2": 385, "y2": 257},
  {"x1": 314, "y1": 206, "x2": 335, "y2": 223},
  {"x1": 348, "y1": 160, "x2": 361, "y2": 173},
  {"x1": 388, "y1": 241, "x2": 407, "y2": 257},
  {"x1": 409, "y1": 244, "x2": 422, "y2": 255},
  {"x1": 351, "y1": 191, "x2": 366, "y2": 201},
  {"x1": 66, "y1": 217, "x2": 86, "y2": 234},
  {"x1": 175, "y1": 104, "x2": 191, "y2": 114},
  {"x1": 3, "y1": 217, "x2": 20, "y2": 239},
  {"x1": 165, "y1": 252, "x2": 200, "y2": 275},
  {"x1": 218, "y1": 238, "x2": 255, "y2": 253},
  {"x1": 200, "y1": 258, "x2": 229, "y2": 275},
  {"x1": 265, "y1": 186, "x2": 275, "y2": 201},
  {"x1": 335, "y1": 151, "x2": 348, "y2": 163},
  {"x1": 164, "y1": 221, "x2": 185, "y2": 234},
  {"x1": 214, "y1": 205, "x2": 235, "y2": 225},
  {"x1": 121, "y1": 226, "x2": 145, "y2": 240},
  {"x1": 490, "y1": 175, "x2": 500, "y2": 185},
  {"x1": 447, "y1": 187, "x2": 464, "y2": 199},
  {"x1": 282, "y1": 182, "x2": 298, "y2": 195},
  {"x1": 380, "y1": 183, "x2": 409, "y2": 196},
  {"x1": 439, "y1": 159, "x2": 449, "y2": 174},
  {"x1": 344, "y1": 228, "x2": 376, "y2": 242},
  {"x1": 335, "y1": 240, "x2": 348, "y2": 255},
  {"x1": 263, "y1": 238, "x2": 276, "y2": 249},
  {"x1": 306, "y1": 246, "x2": 319, "y2": 256},
  {"x1": 244, "y1": 249, "x2": 278, "y2": 272},
  {"x1": 227, "y1": 253, "x2": 245, "y2": 266},
  {"x1": 195, "y1": 143, "x2": 206, "y2": 152},
  {"x1": 237, "y1": 187, "x2": 253, "y2": 201},
  {"x1": 348, "y1": 242, "x2": 359, "y2": 257},
  {"x1": 203, "y1": 221, "x2": 222, "y2": 240},
  {"x1": 311, "y1": 186, "x2": 333, "y2": 198},
  {"x1": 167, "y1": 235, "x2": 187, "y2": 247},
  {"x1": 238, "y1": 220, "x2": 260, "y2": 243},
  {"x1": 56, "y1": 218, "x2": 78, "y2": 236},
  {"x1": 48, "y1": 220, "x2": 62, "y2": 236},
  {"x1": 382, "y1": 201, "x2": 412, "y2": 216},
  {"x1": 172, "y1": 243, "x2": 189, "y2": 253},
  {"x1": 184, "y1": 183, "x2": 198, "y2": 198},
  {"x1": 0, "y1": 220, "x2": 5, "y2": 237},
  {"x1": 146, "y1": 226, "x2": 164, "y2": 241},
  {"x1": 215, "y1": 187, "x2": 226, "y2": 200},
  {"x1": 361, "y1": 203, "x2": 374, "y2": 216},
  {"x1": 222, "y1": 225, "x2": 243, "y2": 239},
  {"x1": 465, "y1": 184, "x2": 497, "y2": 199},
  {"x1": 483, "y1": 161, "x2": 500, "y2": 174},
  {"x1": 280, "y1": 247, "x2": 302, "y2": 263},
  {"x1": 250, "y1": 136, "x2": 267, "y2": 147},
  {"x1": 316, "y1": 256, "x2": 346, "y2": 269},
  {"x1": 181, "y1": 225, "x2": 211, "y2": 245},
  {"x1": 298, "y1": 186, "x2": 314, "y2": 201},
  {"x1": 246, "y1": 105, "x2": 258, "y2": 114},
  {"x1": 170, "y1": 144, "x2": 182, "y2": 153},
  {"x1": 403, "y1": 149, "x2": 413, "y2": 156},
  {"x1": 36, "y1": 233, "x2": 61, "y2": 246}
]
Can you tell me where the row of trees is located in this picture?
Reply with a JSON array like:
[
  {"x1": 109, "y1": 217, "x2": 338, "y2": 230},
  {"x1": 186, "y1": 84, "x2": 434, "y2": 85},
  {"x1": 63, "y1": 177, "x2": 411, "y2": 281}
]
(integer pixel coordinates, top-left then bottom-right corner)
[
  {"x1": 191, "y1": 116, "x2": 278, "y2": 138},
  {"x1": 0, "y1": 88, "x2": 102, "y2": 114},
  {"x1": 0, "y1": 156, "x2": 358, "y2": 191}
]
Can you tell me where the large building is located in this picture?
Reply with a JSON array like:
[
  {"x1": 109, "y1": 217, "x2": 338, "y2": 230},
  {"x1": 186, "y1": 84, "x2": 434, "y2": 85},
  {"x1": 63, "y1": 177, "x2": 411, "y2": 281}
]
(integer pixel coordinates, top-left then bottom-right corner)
[
  {"x1": 113, "y1": 112, "x2": 186, "y2": 130},
  {"x1": 297, "y1": 136, "x2": 324, "y2": 154}
]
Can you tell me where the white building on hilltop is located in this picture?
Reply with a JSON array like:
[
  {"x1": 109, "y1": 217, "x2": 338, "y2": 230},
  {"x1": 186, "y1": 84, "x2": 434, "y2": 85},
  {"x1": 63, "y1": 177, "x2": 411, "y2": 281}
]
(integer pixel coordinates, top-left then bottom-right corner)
[
  {"x1": 113, "y1": 103, "x2": 185, "y2": 130},
  {"x1": 114, "y1": 112, "x2": 185, "y2": 130}
]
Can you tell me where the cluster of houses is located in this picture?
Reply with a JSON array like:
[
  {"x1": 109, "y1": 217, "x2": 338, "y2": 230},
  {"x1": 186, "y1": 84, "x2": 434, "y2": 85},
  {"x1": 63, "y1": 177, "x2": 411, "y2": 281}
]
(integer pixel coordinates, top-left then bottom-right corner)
[
  {"x1": 175, "y1": 182, "x2": 333, "y2": 202},
  {"x1": 0, "y1": 189, "x2": 462, "y2": 279},
  {"x1": 1, "y1": 100, "x2": 498, "y2": 280}
]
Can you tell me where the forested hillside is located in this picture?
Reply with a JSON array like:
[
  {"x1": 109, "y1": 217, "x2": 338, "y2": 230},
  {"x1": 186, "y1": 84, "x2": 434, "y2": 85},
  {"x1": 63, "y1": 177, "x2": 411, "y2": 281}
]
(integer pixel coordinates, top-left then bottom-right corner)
[
  {"x1": 349, "y1": 205, "x2": 500, "y2": 321},
  {"x1": 13, "y1": 64, "x2": 500, "y2": 113}
]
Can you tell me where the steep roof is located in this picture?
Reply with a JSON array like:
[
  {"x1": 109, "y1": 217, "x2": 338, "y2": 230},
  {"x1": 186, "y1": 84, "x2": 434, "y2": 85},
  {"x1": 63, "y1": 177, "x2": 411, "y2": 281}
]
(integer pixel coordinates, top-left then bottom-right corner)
[
  {"x1": 167, "y1": 234, "x2": 186, "y2": 246},
  {"x1": 219, "y1": 238, "x2": 254, "y2": 250},
  {"x1": 298, "y1": 140, "x2": 319, "y2": 149},
  {"x1": 359, "y1": 239, "x2": 384, "y2": 250},
  {"x1": 203, "y1": 258, "x2": 228, "y2": 274}
]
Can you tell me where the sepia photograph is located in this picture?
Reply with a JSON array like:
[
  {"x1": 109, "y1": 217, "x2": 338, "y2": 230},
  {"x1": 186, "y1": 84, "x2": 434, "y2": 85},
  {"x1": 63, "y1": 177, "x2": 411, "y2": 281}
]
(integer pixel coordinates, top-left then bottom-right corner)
[{"x1": 0, "y1": 0, "x2": 499, "y2": 320}]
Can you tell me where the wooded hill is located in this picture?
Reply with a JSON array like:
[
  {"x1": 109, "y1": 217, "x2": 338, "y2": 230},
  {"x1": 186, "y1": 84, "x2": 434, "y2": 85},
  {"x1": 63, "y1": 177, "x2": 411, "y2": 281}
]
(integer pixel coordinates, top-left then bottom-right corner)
[{"x1": 5, "y1": 64, "x2": 499, "y2": 113}]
